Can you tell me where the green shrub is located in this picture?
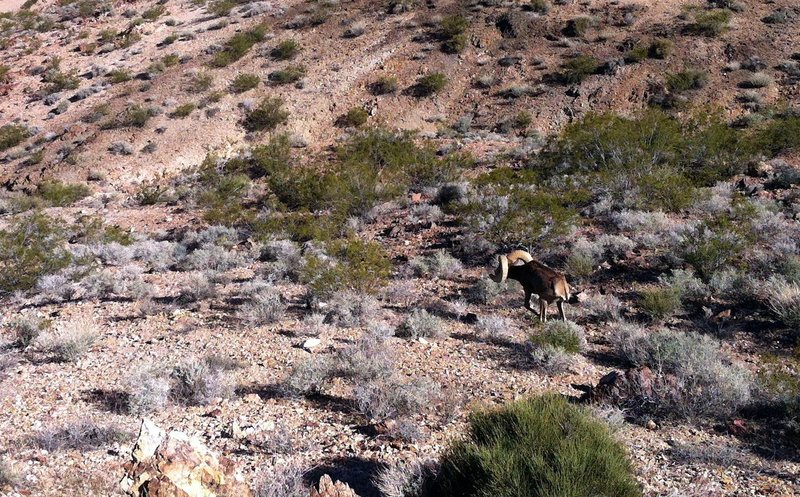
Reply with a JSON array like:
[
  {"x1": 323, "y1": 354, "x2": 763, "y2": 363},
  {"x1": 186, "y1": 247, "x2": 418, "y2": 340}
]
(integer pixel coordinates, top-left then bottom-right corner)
[
  {"x1": 429, "y1": 395, "x2": 641, "y2": 497},
  {"x1": 559, "y1": 54, "x2": 599, "y2": 84},
  {"x1": 639, "y1": 285, "x2": 682, "y2": 320},
  {"x1": 299, "y1": 239, "x2": 392, "y2": 296},
  {"x1": 530, "y1": 321, "x2": 586, "y2": 353},
  {"x1": 0, "y1": 212, "x2": 71, "y2": 294},
  {"x1": 142, "y1": 4, "x2": 165, "y2": 20},
  {"x1": 678, "y1": 222, "x2": 747, "y2": 281},
  {"x1": 755, "y1": 115, "x2": 800, "y2": 156},
  {"x1": 267, "y1": 65, "x2": 306, "y2": 84},
  {"x1": 648, "y1": 38, "x2": 672, "y2": 59},
  {"x1": 162, "y1": 53, "x2": 181, "y2": 67},
  {"x1": 170, "y1": 103, "x2": 196, "y2": 118},
  {"x1": 270, "y1": 39, "x2": 300, "y2": 60},
  {"x1": 414, "y1": 72, "x2": 448, "y2": 96},
  {"x1": 208, "y1": 0, "x2": 235, "y2": 17},
  {"x1": 370, "y1": 76, "x2": 399, "y2": 95},
  {"x1": 42, "y1": 59, "x2": 79, "y2": 93},
  {"x1": 564, "y1": 16, "x2": 591, "y2": 37},
  {"x1": 107, "y1": 69, "x2": 131, "y2": 83},
  {"x1": 340, "y1": 107, "x2": 369, "y2": 127},
  {"x1": 102, "y1": 105, "x2": 153, "y2": 129},
  {"x1": 666, "y1": 70, "x2": 708, "y2": 93},
  {"x1": 0, "y1": 64, "x2": 10, "y2": 83},
  {"x1": 0, "y1": 124, "x2": 29, "y2": 152},
  {"x1": 686, "y1": 9, "x2": 731, "y2": 37},
  {"x1": 37, "y1": 180, "x2": 91, "y2": 207},
  {"x1": 527, "y1": 0, "x2": 549, "y2": 14},
  {"x1": 229, "y1": 73, "x2": 260, "y2": 93},
  {"x1": 198, "y1": 171, "x2": 253, "y2": 226},
  {"x1": 624, "y1": 44, "x2": 648, "y2": 63},
  {"x1": 243, "y1": 97, "x2": 289, "y2": 132},
  {"x1": 439, "y1": 15, "x2": 468, "y2": 54},
  {"x1": 210, "y1": 24, "x2": 267, "y2": 67},
  {"x1": 185, "y1": 72, "x2": 214, "y2": 93}
]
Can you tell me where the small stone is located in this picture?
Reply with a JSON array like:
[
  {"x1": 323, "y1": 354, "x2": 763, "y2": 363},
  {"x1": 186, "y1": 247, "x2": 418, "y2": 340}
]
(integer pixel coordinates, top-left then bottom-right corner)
[
  {"x1": 646, "y1": 420, "x2": 657, "y2": 430},
  {"x1": 303, "y1": 338, "x2": 322, "y2": 351}
]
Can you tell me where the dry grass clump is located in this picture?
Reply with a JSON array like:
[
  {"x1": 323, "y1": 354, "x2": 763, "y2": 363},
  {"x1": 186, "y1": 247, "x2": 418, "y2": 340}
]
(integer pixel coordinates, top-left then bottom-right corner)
[
  {"x1": 32, "y1": 419, "x2": 131, "y2": 451},
  {"x1": 409, "y1": 250, "x2": 463, "y2": 279},
  {"x1": 767, "y1": 278, "x2": 800, "y2": 331},
  {"x1": 126, "y1": 364, "x2": 171, "y2": 415},
  {"x1": 35, "y1": 316, "x2": 99, "y2": 362},
  {"x1": 170, "y1": 357, "x2": 234, "y2": 406},
  {"x1": 237, "y1": 281, "x2": 287, "y2": 325},
  {"x1": 396, "y1": 309, "x2": 445, "y2": 339}
]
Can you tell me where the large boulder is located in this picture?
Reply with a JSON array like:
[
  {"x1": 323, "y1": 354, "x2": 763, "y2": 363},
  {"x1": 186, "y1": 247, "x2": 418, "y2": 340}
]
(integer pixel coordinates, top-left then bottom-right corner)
[{"x1": 120, "y1": 419, "x2": 252, "y2": 497}]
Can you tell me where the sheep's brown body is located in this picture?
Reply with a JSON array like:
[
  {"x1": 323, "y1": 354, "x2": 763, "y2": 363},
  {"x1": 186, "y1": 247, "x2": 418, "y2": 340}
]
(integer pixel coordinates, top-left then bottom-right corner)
[{"x1": 491, "y1": 250, "x2": 572, "y2": 322}]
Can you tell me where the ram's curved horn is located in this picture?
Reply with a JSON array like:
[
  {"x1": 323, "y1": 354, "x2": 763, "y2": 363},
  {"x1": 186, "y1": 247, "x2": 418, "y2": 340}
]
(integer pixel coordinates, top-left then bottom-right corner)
[
  {"x1": 506, "y1": 250, "x2": 533, "y2": 265},
  {"x1": 491, "y1": 255, "x2": 509, "y2": 283}
]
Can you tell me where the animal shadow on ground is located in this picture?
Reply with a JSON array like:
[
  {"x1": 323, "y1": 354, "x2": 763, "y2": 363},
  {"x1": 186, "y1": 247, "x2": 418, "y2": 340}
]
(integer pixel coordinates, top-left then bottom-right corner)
[{"x1": 81, "y1": 388, "x2": 131, "y2": 414}]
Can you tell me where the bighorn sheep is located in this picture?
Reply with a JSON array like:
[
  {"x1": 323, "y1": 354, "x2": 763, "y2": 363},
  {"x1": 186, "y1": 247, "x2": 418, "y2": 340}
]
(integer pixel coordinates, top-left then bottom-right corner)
[{"x1": 490, "y1": 249, "x2": 573, "y2": 322}]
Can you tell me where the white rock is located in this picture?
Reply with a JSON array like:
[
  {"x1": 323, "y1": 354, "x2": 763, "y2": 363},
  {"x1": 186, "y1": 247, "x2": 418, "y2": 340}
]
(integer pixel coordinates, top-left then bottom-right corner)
[{"x1": 302, "y1": 338, "x2": 322, "y2": 351}]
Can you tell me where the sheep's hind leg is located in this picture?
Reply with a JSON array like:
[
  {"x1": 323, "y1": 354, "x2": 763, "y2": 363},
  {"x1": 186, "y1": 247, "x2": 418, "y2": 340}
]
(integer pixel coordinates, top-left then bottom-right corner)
[
  {"x1": 557, "y1": 300, "x2": 566, "y2": 321},
  {"x1": 539, "y1": 299, "x2": 547, "y2": 323}
]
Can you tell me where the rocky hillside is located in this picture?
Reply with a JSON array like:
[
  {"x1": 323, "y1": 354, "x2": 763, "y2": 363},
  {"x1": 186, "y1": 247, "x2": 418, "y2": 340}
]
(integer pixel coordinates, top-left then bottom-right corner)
[{"x1": 0, "y1": 0, "x2": 799, "y2": 496}]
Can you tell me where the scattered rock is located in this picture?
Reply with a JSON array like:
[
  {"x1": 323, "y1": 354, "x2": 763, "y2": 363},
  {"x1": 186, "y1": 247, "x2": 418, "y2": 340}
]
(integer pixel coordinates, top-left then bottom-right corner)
[
  {"x1": 120, "y1": 419, "x2": 252, "y2": 497},
  {"x1": 309, "y1": 475, "x2": 360, "y2": 497},
  {"x1": 109, "y1": 141, "x2": 134, "y2": 155},
  {"x1": 303, "y1": 338, "x2": 322, "y2": 351}
]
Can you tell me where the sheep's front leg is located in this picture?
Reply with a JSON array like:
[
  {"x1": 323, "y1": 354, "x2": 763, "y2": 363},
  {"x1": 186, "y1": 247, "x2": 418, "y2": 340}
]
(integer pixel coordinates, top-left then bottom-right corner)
[
  {"x1": 539, "y1": 299, "x2": 547, "y2": 322},
  {"x1": 524, "y1": 291, "x2": 536, "y2": 314},
  {"x1": 557, "y1": 300, "x2": 566, "y2": 321}
]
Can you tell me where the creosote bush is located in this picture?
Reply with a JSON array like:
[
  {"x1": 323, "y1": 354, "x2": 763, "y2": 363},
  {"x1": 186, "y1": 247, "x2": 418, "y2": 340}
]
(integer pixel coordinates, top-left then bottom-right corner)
[
  {"x1": 0, "y1": 212, "x2": 71, "y2": 293},
  {"x1": 268, "y1": 65, "x2": 306, "y2": 84},
  {"x1": 340, "y1": 107, "x2": 369, "y2": 127},
  {"x1": 371, "y1": 76, "x2": 399, "y2": 95},
  {"x1": 270, "y1": 39, "x2": 301, "y2": 60},
  {"x1": 211, "y1": 24, "x2": 267, "y2": 67},
  {"x1": 413, "y1": 73, "x2": 447, "y2": 97},
  {"x1": 0, "y1": 124, "x2": 30, "y2": 151},
  {"x1": 559, "y1": 54, "x2": 599, "y2": 84},
  {"x1": 428, "y1": 395, "x2": 642, "y2": 497},
  {"x1": 230, "y1": 73, "x2": 260, "y2": 93},
  {"x1": 36, "y1": 179, "x2": 91, "y2": 207},
  {"x1": 244, "y1": 97, "x2": 289, "y2": 132},
  {"x1": 686, "y1": 9, "x2": 731, "y2": 37}
]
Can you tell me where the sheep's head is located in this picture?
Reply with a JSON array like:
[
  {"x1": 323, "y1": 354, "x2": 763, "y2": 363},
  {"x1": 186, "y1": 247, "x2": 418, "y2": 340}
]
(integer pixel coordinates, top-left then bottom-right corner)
[{"x1": 491, "y1": 255, "x2": 509, "y2": 283}]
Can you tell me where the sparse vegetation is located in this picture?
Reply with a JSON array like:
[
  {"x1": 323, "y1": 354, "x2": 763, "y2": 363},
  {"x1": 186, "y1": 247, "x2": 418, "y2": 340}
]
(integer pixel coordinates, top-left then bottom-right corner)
[
  {"x1": 340, "y1": 107, "x2": 369, "y2": 127},
  {"x1": 0, "y1": 124, "x2": 29, "y2": 152},
  {"x1": 371, "y1": 76, "x2": 399, "y2": 95},
  {"x1": 559, "y1": 54, "x2": 599, "y2": 84},
  {"x1": 428, "y1": 395, "x2": 641, "y2": 497},
  {"x1": 639, "y1": 285, "x2": 682, "y2": 321},
  {"x1": 37, "y1": 179, "x2": 91, "y2": 206},
  {"x1": 170, "y1": 102, "x2": 196, "y2": 118},
  {"x1": 0, "y1": 212, "x2": 71, "y2": 294},
  {"x1": 243, "y1": 97, "x2": 289, "y2": 132},
  {"x1": 413, "y1": 72, "x2": 448, "y2": 97},
  {"x1": 530, "y1": 321, "x2": 586, "y2": 353},
  {"x1": 267, "y1": 65, "x2": 306, "y2": 84},
  {"x1": 686, "y1": 9, "x2": 732, "y2": 37},
  {"x1": 666, "y1": 69, "x2": 708, "y2": 93},
  {"x1": 211, "y1": 24, "x2": 267, "y2": 67},
  {"x1": 270, "y1": 39, "x2": 301, "y2": 60},
  {"x1": 230, "y1": 73, "x2": 260, "y2": 93}
]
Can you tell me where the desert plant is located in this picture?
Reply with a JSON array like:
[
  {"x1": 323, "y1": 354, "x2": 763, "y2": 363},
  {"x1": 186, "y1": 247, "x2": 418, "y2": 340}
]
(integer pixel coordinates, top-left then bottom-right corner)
[
  {"x1": 767, "y1": 278, "x2": 800, "y2": 331},
  {"x1": 237, "y1": 282, "x2": 286, "y2": 324},
  {"x1": 170, "y1": 103, "x2": 196, "y2": 118},
  {"x1": 686, "y1": 9, "x2": 731, "y2": 37},
  {"x1": 102, "y1": 105, "x2": 154, "y2": 129},
  {"x1": 527, "y1": 0, "x2": 549, "y2": 14},
  {"x1": 230, "y1": 73, "x2": 260, "y2": 93},
  {"x1": 35, "y1": 316, "x2": 98, "y2": 362},
  {"x1": 340, "y1": 107, "x2": 369, "y2": 127},
  {"x1": 559, "y1": 54, "x2": 599, "y2": 84},
  {"x1": 9, "y1": 316, "x2": 48, "y2": 349},
  {"x1": 299, "y1": 239, "x2": 392, "y2": 296},
  {"x1": 528, "y1": 343, "x2": 573, "y2": 374},
  {"x1": 667, "y1": 69, "x2": 708, "y2": 92},
  {"x1": 211, "y1": 24, "x2": 267, "y2": 67},
  {"x1": 267, "y1": 65, "x2": 306, "y2": 84},
  {"x1": 439, "y1": 15, "x2": 468, "y2": 53},
  {"x1": 244, "y1": 97, "x2": 289, "y2": 132},
  {"x1": 374, "y1": 459, "x2": 437, "y2": 497},
  {"x1": 611, "y1": 325, "x2": 752, "y2": 418},
  {"x1": 107, "y1": 68, "x2": 131, "y2": 83},
  {"x1": 413, "y1": 73, "x2": 448, "y2": 97},
  {"x1": 530, "y1": 320, "x2": 586, "y2": 353},
  {"x1": 564, "y1": 16, "x2": 591, "y2": 37},
  {"x1": 170, "y1": 357, "x2": 233, "y2": 405},
  {"x1": 36, "y1": 179, "x2": 91, "y2": 206},
  {"x1": 640, "y1": 285, "x2": 682, "y2": 321},
  {"x1": 0, "y1": 124, "x2": 29, "y2": 151},
  {"x1": 741, "y1": 72, "x2": 773, "y2": 89},
  {"x1": 409, "y1": 250, "x2": 463, "y2": 279},
  {"x1": 428, "y1": 394, "x2": 642, "y2": 497},
  {"x1": 396, "y1": 309, "x2": 444, "y2": 339},
  {"x1": 370, "y1": 75, "x2": 399, "y2": 95},
  {"x1": 648, "y1": 38, "x2": 672, "y2": 59},
  {"x1": 270, "y1": 39, "x2": 301, "y2": 60},
  {"x1": 0, "y1": 212, "x2": 71, "y2": 293},
  {"x1": 32, "y1": 419, "x2": 131, "y2": 451}
]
